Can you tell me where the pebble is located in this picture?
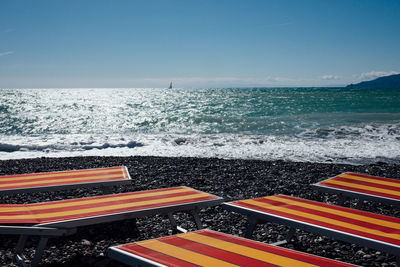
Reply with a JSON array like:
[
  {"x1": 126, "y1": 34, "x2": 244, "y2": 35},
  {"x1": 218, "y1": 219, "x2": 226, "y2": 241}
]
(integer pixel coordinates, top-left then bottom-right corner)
[{"x1": 81, "y1": 239, "x2": 92, "y2": 246}]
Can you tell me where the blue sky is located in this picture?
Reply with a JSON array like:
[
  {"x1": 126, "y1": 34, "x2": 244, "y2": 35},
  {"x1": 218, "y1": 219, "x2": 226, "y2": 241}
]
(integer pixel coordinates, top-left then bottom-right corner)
[{"x1": 1, "y1": 0, "x2": 399, "y2": 88}]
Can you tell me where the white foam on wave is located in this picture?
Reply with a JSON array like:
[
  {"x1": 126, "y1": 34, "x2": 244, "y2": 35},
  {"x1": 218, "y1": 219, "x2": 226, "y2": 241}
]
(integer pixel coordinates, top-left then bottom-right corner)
[{"x1": 0, "y1": 125, "x2": 399, "y2": 165}]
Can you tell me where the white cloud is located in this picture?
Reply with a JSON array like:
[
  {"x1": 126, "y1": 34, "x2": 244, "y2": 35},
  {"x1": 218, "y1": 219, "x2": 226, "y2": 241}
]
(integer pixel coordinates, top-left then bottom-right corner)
[
  {"x1": 321, "y1": 75, "x2": 339, "y2": 80},
  {"x1": 4, "y1": 28, "x2": 15, "y2": 33},
  {"x1": 359, "y1": 70, "x2": 399, "y2": 81},
  {"x1": 0, "y1": 51, "x2": 13, "y2": 57}
]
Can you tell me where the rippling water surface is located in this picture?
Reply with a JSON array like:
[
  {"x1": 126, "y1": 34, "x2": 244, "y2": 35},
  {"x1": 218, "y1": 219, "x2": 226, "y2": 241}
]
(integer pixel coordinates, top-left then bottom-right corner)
[{"x1": 1, "y1": 87, "x2": 399, "y2": 164}]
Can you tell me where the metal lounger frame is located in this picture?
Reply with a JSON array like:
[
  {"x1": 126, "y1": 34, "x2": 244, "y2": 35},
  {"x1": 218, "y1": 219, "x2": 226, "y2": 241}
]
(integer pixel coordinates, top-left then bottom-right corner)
[
  {"x1": 223, "y1": 202, "x2": 400, "y2": 260},
  {"x1": 2, "y1": 197, "x2": 223, "y2": 267}
]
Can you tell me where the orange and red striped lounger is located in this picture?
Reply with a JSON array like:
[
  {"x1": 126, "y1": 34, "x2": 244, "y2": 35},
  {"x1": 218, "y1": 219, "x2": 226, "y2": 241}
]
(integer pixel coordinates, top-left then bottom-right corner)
[
  {"x1": 313, "y1": 172, "x2": 400, "y2": 206},
  {"x1": 0, "y1": 186, "x2": 223, "y2": 267},
  {"x1": 107, "y1": 229, "x2": 356, "y2": 266},
  {"x1": 0, "y1": 166, "x2": 132, "y2": 195},
  {"x1": 223, "y1": 195, "x2": 400, "y2": 261}
]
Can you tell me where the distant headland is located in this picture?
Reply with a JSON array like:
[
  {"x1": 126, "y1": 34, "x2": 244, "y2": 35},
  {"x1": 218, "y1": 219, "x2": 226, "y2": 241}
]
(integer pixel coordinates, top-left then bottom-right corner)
[{"x1": 346, "y1": 73, "x2": 400, "y2": 89}]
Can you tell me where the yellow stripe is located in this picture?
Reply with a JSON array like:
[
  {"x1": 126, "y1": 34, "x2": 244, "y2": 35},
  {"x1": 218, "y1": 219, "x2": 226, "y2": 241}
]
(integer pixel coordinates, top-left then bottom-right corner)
[
  {"x1": 137, "y1": 239, "x2": 238, "y2": 267},
  {"x1": 179, "y1": 232, "x2": 319, "y2": 267},
  {"x1": 0, "y1": 167, "x2": 125, "y2": 182},
  {"x1": 0, "y1": 173, "x2": 125, "y2": 189},
  {"x1": 337, "y1": 173, "x2": 400, "y2": 188},
  {"x1": 0, "y1": 187, "x2": 194, "y2": 212},
  {"x1": 325, "y1": 179, "x2": 400, "y2": 197},
  {"x1": 0, "y1": 193, "x2": 210, "y2": 220},
  {"x1": 241, "y1": 198, "x2": 400, "y2": 240}
]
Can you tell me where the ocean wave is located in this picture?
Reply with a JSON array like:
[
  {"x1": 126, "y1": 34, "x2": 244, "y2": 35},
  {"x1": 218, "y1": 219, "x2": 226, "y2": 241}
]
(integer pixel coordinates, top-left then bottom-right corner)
[
  {"x1": 0, "y1": 129, "x2": 399, "y2": 165},
  {"x1": 297, "y1": 124, "x2": 400, "y2": 140},
  {"x1": 0, "y1": 140, "x2": 144, "y2": 153},
  {"x1": 0, "y1": 143, "x2": 21, "y2": 152}
]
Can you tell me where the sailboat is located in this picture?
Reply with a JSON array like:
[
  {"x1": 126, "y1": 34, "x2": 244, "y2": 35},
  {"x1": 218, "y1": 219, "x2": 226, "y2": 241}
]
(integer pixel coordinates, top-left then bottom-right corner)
[{"x1": 168, "y1": 82, "x2": 173, "y2": 89}]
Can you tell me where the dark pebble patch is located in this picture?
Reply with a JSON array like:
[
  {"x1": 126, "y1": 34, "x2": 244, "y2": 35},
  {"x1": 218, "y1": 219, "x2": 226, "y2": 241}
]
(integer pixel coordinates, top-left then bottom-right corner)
[{"x1": 0, "y1": 156, "x2": 399, "y2": 266}]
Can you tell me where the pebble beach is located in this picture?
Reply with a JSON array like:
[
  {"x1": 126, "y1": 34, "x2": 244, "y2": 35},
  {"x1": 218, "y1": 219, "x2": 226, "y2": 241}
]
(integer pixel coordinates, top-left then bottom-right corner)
[{"x1": 1, "y1": 156, "x2": 399, "y2": 266}]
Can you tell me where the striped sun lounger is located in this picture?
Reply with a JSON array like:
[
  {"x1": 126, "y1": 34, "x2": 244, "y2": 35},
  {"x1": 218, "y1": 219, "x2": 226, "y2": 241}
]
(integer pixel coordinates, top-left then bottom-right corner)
[
  {"x1": 313, "y1": 172, "x2": 400, "y2": 206},
  {"x1": 107, "y1": 229, "x2": 356, "y2": 266},
  {"x1": 0, "y1": 166, "x2": 132, "y2": 195},
  {"x1": 223, "y1": 195, "x2": 400, "y2": 262},
  {"x1": 0, "y1": 186, "x2": 223, "y2": 267}
]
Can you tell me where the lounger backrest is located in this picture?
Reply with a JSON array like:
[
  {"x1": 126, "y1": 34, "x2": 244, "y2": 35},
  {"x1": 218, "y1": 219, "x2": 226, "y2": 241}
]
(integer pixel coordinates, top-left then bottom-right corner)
[
  {"x1": 0, "y1": 187, "x2": 222, "y2": 227},
  {"x1": 0, "y1": 166, "x2": 131, "y2": 195}
]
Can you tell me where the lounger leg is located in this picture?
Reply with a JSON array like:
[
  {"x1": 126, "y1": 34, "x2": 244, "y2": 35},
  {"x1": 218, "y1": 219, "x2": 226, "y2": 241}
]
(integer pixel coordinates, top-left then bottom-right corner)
[
  {"x1": 15, "y1": 235, "x2": 28, "y2": 254},
  {"x1": 131, "y1": 218, "x2": 140, "y2": 236},
  {"x1": 30, "y1": 237, "x2": 48, "y2": 267},
  {"x1": 190, "y1": 208, "x2": 203, "y2": 230},
  {"x1": 245, "y1": 216, "x2": 258, "y2": 238},
  {"x1": 167, "y1": 212, "x2": 179, "y2": 234},
  {"x1": 15, "y1": 235, "x2": 28, "y2": 267},
  {"x1": 285, "y1": 227, "x2": 296, "y2": 241}
]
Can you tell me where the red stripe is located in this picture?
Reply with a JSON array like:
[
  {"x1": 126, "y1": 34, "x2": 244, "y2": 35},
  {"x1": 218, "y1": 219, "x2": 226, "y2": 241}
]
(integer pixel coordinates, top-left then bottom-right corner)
[
  {"x1": 159, "y1": 235, "x2": 276, "y2": 266},
  {"x1": 197, "y1": 230, "x2": 355, "y2": 266},
  {"x1": 344, "y1": 172, "x2": 400, "y2": 183},
  {"x1": 233, "y1": 200, "x2": 400, "y2": 246},
  {"x1": 0, "y1": 191, "x2": 204, "y2": 216},
  {"x1": 0, "y1": 170, "x2": 127, "y2": 186},
  {"x1": 118, "y1": 243, "x2": 199, "y2": 267},
  {"x1": 0, "y1": 166, "x2": 125, "y2": 179},
  {"x1": 253, "y1": 198, "x2": 400, "y2": 234},
  {"x1": 330, "y1": 176, "x2": 400, "y2": 191},
  {"x1": 319, "y1": 181, "x2": 400, "y2": 201},
  {"x1": 1, "y1": 196, "x2": 216, "y2": 224},
  {"x1": 276, "y1": 195, "x2": 400, "y2": 223}
]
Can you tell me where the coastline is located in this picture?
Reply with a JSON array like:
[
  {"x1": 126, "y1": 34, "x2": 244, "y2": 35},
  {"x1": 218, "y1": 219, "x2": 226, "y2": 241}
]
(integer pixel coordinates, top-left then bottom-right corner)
[{"x1": 1, "y1": 156, "x2": 399, "y2": 266}]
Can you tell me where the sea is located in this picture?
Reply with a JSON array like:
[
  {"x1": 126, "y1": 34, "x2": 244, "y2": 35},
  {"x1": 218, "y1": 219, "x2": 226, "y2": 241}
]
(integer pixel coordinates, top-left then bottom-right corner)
[{"x1": 1, "y1": 87, "x2": 399, "y2": 165}]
